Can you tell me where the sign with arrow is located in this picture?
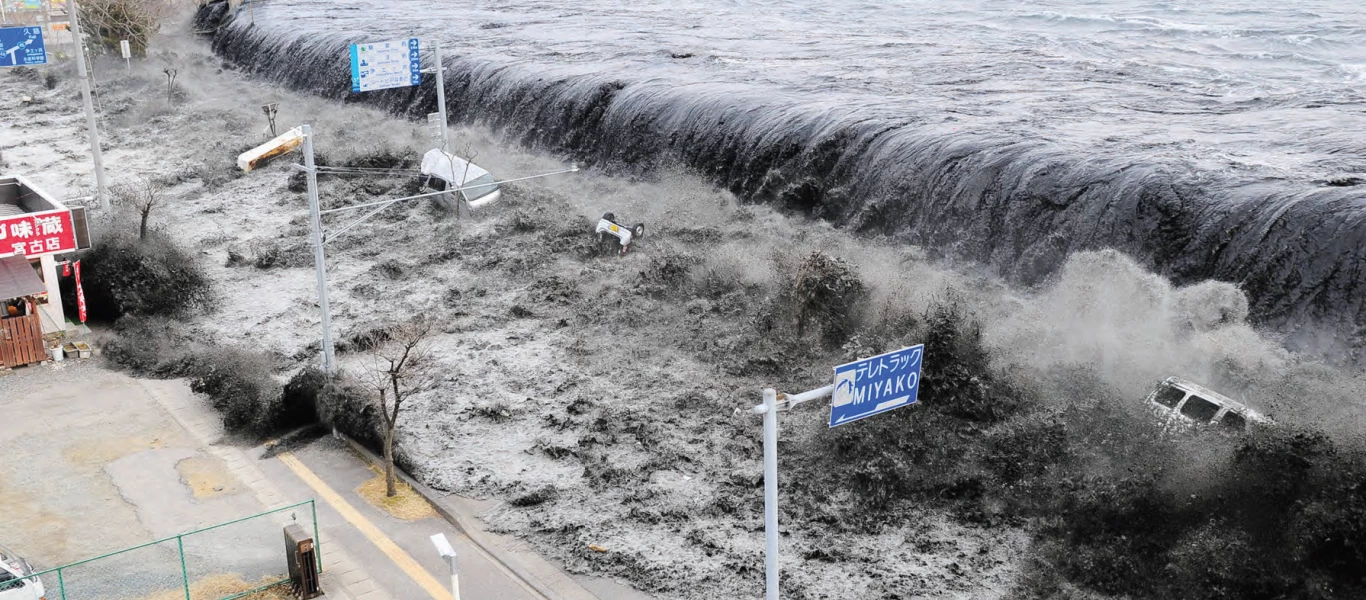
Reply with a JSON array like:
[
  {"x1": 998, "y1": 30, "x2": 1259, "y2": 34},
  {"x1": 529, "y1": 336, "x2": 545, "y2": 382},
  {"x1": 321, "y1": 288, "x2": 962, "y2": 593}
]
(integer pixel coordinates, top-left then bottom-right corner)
[
  {"x1": 829, "y1": 344, "x2": 923, "y2": 427},
  {"x1": 0, "y1": 26, "x2": 46, "y2": 68},
  {"x1": 349, "y1": 38, "x2": 421, "y2": 93}
]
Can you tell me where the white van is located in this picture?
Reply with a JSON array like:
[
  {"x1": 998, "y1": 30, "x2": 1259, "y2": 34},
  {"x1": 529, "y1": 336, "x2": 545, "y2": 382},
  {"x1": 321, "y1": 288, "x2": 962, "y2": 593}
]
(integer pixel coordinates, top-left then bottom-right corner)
[
  {"x1": 419, "y1": 149, "x2": 502, "y2": 211},
  {"x1": 1145, "y1": 376, "x2": 1272, "y2": 434},
  {"x1": 0, "y1": 547, "x2": 45, "y2": 600}
]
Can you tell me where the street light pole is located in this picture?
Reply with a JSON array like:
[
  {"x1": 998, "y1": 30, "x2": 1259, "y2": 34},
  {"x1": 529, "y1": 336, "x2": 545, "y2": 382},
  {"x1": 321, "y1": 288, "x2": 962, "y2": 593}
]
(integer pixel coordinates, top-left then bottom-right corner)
[
  {"x1": 430, "y1": 533, "x2": 460, "y2": 600},
  {"x1": 302, "y1": 125, "x2": 336, "y2": 374},
  {"x1": 67, "y1": 1, "x2": 109, "y2": 210}
]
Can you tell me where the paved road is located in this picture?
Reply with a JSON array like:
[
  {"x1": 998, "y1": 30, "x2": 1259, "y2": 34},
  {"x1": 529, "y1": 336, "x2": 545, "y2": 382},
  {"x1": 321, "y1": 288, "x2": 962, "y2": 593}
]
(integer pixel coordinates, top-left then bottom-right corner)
[{"x1": 260, "y1": 436, "x2": 544, "y2": 600}]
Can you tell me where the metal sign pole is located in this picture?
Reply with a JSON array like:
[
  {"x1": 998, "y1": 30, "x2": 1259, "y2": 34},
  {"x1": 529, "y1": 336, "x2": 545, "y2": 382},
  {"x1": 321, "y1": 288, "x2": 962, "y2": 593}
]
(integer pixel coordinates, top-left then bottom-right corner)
[
  {"x1": 302, "y1": 125, "x2": 337, "y2": 374},
  {"x1": 434, "y1": 40, "x2": 449, "y2": 152},
  {"x1": 67, "y1": 1, "x2": 109, "y2": 210},
  {"x1": 752, "y1": 385, "x2": 834, "y2": 600},
  {"x1": 761, "y1": 387, "x2": 780, "y2": 600}
]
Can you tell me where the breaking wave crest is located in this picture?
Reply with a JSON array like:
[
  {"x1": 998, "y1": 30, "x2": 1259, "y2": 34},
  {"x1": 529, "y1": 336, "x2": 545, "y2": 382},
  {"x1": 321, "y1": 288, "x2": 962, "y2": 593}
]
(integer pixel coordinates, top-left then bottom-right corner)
[{"x1": 197, "y1": 4, "x2": 1366, "y2": 360}]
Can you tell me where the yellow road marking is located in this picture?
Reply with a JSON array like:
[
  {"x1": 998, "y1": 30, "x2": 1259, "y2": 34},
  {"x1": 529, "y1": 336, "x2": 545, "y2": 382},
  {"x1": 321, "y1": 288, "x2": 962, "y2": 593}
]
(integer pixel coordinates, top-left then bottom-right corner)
[{"x1": 277, "y1": 452, "x2": 452, "y2": 600}]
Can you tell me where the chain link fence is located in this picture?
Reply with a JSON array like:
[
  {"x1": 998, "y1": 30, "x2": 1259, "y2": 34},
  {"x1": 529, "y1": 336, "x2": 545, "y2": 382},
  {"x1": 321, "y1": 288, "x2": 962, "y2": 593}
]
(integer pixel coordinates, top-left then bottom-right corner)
[{"x1": 19, "y1": 500, "x2": 319, "y2": 600}]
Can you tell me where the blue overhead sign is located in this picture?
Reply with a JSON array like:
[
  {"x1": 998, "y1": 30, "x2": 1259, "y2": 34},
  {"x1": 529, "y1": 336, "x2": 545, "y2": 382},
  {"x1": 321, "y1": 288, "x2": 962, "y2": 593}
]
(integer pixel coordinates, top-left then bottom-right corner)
[
  {"x1": 0, "y1": 27, "x2": 47, "y2": 68},
  {"x1": 349, "y1": 38, "x2": 421, "y2": 93},
  {"x1": 829, "y1": 344, "x2": 923, "y2": 427}
]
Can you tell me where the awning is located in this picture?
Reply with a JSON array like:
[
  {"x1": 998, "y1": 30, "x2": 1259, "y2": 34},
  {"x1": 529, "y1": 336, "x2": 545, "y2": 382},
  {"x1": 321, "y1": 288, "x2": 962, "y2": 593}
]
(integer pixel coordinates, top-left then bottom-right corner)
[{"x1": 0, "y1": 254, "x2": 45, "y2": 301}]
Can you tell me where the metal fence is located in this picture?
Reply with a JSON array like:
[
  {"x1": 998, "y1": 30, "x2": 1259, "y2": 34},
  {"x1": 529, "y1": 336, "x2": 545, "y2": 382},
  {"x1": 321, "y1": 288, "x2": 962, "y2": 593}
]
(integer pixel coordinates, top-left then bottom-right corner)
[{"x1": 22, "y1": 500, "x2": 320, "y2": 600}]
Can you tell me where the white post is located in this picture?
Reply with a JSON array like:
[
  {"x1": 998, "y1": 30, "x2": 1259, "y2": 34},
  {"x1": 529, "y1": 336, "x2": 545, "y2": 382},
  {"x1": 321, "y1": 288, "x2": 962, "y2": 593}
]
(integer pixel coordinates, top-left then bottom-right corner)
[
  {"x1": 302, "y1": 125, "x2": 337, "y2": 374},
  {"x1": 433, "y1": 40, "x2": 449, "y2": 152},
  {"x1": 68, "y1": 1, "x2": 109, "y2": 210},
  {"x1": 447, "y1": 555, "x2": 461, "y2": 600},
  {"x1": 762, "y1": 387, "x2": 780, "y2": 600},
  {"x1": 431, "y1": 533, "x2": 460, "y2": 600}
]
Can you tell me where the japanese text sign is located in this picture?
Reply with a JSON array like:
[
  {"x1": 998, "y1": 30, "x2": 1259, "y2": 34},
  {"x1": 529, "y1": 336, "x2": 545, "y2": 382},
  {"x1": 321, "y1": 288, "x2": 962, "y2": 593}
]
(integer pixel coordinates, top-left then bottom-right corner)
[
  {"x1": 830, "y1": 344, "x2": 924, "y2": 427},
  {"x1": 0, "y1": 209, "x2": 76, "y2": 257}
]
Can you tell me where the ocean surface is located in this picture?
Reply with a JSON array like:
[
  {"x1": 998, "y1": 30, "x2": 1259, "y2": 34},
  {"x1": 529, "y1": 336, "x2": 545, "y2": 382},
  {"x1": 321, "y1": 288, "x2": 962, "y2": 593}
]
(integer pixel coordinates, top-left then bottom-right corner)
[{"x1": 201, "y1": 0, "x2": 1366, "y2": 345}]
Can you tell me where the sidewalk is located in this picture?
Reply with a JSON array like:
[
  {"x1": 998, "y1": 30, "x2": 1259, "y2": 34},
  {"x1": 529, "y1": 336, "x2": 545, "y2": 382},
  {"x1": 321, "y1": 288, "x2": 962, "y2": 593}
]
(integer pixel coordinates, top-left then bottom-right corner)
[
  {"x1": 139, "y1": 378, "x2": 386, "y2": 600},
  {"x1": 142, "y1": 376, "x2": 646, "y2": 600}
]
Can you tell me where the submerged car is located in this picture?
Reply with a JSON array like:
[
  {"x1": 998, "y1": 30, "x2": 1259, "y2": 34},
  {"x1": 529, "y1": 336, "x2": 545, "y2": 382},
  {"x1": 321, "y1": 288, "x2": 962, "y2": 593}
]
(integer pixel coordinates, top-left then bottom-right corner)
[
  {"x1": 0, "y1": 546, "x2": 45, "y2": 600},
  {"x1": 1145, "y1": 376, "x2": 1272, "y2": 434},
  {"x1": 419, "y1": 148, "x2": 502, "y2": 211}
]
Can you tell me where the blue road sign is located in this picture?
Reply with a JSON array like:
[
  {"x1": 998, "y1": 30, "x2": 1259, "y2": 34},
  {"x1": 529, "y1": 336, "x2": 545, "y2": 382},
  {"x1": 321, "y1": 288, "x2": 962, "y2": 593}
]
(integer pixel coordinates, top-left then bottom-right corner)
[
  {"x1": 0, "y1": 27, "x2": 47, "y2": 68},
  {"x1": 829, "y1": 344, "x2": 923, "y2": 427},
  {"x1": 349, "y1": 37, "x2": 421, "y2": 93}
]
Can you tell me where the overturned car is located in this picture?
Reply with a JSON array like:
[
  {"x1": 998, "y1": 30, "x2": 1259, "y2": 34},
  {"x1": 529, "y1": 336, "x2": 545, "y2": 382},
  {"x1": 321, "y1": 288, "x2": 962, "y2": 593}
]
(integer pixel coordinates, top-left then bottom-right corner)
[{"x1": 1145, "y1": 376, "x2": 1272, "y2": 434}]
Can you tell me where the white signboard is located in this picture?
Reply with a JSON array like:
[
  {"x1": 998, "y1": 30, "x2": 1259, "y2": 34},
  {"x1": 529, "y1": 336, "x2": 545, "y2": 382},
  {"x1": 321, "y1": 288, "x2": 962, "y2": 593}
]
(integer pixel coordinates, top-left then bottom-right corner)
[
  {"x1": 119, "y1": 39, "x2": 130, "y2": 59},
  {"x1": 349, "y1": 38, "x2": 421, "y2": 93}
]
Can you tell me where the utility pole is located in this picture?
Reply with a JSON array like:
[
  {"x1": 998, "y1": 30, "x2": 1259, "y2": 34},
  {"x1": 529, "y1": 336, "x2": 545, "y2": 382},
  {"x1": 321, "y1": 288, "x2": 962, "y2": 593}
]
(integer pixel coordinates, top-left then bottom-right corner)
[
  {"x1": 433, "y1": 40, "x2": 449, "y2": 152},
  {"x1": 248, "y1": 0, "x2": 254, "y2": 26},
  {"x1": 68, "y1": 1, "x2": 109, "y2": 210},
  {"x1": 302, "y1": 125, "x2": 337, "y2": 373}
]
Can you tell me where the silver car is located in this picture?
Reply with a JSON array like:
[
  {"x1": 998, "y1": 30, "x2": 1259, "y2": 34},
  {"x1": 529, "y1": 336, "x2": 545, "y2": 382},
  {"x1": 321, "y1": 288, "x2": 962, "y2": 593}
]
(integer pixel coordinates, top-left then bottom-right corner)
[{"x1": 1145, "y1": 376, "x2": 1272, "y2": 434}]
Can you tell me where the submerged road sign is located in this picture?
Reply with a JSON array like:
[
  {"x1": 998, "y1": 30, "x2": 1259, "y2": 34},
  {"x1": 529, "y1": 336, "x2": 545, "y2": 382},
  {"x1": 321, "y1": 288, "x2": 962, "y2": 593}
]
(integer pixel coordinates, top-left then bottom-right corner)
[
  {"x1": 829, "y1": 344, "x2": 923, "y2": 427},
  {"x1": 349, "y1": 38, "x2": 421, "y2": 93},
  {"x1": 0, "y1": 27, "x2": 47, "y2": 68}
]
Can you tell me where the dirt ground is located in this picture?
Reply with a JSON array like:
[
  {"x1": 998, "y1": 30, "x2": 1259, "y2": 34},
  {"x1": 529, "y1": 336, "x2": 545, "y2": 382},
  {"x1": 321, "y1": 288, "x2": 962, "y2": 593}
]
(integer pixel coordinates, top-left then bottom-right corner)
[{"x1": 6, "y1": 17, "x2": 1355, "y2": 599}]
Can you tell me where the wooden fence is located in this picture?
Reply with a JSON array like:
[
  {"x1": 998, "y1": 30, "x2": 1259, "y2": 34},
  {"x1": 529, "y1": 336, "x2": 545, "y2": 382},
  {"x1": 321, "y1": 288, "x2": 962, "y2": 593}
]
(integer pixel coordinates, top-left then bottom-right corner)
[{"x1": 0, "y1": 313, "x2": 46, "y2": 368}]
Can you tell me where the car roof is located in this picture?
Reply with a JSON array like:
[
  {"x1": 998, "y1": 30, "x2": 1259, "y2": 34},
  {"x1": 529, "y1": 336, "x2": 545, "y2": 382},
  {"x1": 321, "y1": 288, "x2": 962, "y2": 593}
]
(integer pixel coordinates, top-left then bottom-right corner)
[
  {"x1": 420, "y1": 149, "x2": 491, "y2": 185},
  {"x1": 1161, "y1": 376, "x2": 1273, "y2": 424}
]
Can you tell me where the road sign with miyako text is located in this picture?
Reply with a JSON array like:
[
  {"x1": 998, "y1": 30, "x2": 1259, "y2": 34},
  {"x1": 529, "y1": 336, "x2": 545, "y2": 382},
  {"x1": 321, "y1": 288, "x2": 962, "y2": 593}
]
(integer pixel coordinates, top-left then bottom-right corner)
[{"x1": 829, "y1": 344, "x2": 923, "y2": 427}]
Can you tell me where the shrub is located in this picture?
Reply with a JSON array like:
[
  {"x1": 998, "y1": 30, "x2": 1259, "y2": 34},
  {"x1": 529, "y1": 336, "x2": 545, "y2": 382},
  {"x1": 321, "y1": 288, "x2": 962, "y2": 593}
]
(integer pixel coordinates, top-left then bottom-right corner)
[
  {"x1": 776, "y1": 251, "x2": 867, "y2": 347},
  {"x1": 79, "y1": 231, "x2": 212, "y2": 322},
  {"x1": 316, "y1": 376, "x2": 385, "y2": 452},
  {"x1": 188, "y1": 347, "x2": 283, "y2": 436},
  {"x1": 100, "y1": 314, "x2": 197, "y2": 376},
  {"x1": 280, "y1": 367, "x2": 326, "y2": 430}
]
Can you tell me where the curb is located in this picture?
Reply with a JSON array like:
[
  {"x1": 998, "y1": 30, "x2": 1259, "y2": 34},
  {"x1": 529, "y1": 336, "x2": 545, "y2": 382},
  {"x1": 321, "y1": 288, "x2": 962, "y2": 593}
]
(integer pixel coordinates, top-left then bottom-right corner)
[{"x1": 332, "y1": 431, "x2": 601, "y2": 600}]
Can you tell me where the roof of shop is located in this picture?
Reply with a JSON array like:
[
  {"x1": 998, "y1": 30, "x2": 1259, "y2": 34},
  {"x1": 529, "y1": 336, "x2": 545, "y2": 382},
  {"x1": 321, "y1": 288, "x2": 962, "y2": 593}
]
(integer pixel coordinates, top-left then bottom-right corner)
[{"x1": 0, "y1": 254, "x2": 45, "y2": 301}]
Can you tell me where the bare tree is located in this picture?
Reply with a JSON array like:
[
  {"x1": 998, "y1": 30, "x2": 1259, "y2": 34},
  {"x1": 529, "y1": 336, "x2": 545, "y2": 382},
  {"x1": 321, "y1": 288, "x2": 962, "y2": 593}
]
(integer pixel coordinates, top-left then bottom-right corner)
[
  {"x1": 163, "y1": 67, "x2": 178, "y2": 105},
  {"x1": 76, "y1": 0, "x2": 180, "y2": 57},
  {"x1": 363, "y1": 318, "x2": 438, "y2": 497},
  {"x1": 112, "y1": 177, "x2": 164, "y2": 240}
]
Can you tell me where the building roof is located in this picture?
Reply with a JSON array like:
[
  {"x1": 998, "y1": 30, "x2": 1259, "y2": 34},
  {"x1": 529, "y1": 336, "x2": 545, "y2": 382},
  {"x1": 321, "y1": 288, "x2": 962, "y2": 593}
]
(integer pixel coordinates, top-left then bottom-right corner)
[{"x1": 0, "y1": 254, "x2": 45, "y2": 301}]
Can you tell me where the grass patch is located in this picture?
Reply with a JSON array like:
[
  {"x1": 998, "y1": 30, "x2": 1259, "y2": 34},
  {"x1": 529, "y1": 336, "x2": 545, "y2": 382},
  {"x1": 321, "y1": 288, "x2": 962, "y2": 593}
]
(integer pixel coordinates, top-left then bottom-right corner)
[
  {"x1": 356, "y1": 468, "x2": 437, "y2": 521},
  {"x1": 137, "y1": 574, "x2": 291, "y2": 600}
]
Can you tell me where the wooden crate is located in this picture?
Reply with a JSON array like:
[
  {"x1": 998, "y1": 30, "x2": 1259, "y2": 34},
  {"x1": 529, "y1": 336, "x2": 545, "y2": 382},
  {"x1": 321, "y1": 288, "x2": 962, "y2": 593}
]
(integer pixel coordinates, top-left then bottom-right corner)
[{"x1": 0, "y1": 314, "x2": 46, "y2": 368}]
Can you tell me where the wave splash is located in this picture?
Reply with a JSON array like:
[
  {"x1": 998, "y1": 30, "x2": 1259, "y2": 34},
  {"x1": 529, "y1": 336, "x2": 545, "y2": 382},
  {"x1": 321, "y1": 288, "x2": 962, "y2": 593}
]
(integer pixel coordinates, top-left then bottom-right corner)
[{"x1": 196, "y1": 3, "x2": 1366, "y2": 360}]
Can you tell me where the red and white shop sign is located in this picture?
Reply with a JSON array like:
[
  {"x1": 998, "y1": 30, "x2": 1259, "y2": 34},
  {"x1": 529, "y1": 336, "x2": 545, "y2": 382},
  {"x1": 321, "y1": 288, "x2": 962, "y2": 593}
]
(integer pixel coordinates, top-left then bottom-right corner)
[{"x1": 0, "y1": 209, "x2": 77, "y2": 258}]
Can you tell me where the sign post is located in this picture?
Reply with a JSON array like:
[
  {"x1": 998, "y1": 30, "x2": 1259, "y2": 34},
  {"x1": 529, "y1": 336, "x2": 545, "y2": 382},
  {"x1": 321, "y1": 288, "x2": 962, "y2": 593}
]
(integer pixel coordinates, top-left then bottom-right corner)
[
  {"x1": 119, "y1": 38, "x2": 128, "y2": 70},
  {"x1": 750, "y1": 344, "x2": 924, "y2": 599},
  {"x1": 431, "y1": 40, "x2": 448, "y2": 152}
]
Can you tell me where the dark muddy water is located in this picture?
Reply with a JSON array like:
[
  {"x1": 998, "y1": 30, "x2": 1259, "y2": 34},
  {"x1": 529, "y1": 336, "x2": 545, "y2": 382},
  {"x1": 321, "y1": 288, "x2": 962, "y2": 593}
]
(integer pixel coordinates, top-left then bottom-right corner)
[{"x1": 201, "y1": 0, "x2": 1366, "y2": 349}]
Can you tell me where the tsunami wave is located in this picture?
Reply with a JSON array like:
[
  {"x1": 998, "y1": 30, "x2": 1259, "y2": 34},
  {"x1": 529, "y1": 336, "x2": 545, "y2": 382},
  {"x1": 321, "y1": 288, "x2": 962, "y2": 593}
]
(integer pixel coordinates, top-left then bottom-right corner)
[{"x1": 194, "y1": 2, "x2": 1366, "y2": 356}]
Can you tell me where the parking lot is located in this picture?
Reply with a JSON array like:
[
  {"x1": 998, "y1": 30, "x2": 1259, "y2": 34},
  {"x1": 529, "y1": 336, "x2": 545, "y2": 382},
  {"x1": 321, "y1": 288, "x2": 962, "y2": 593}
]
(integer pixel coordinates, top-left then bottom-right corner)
[{"x1": 0, "y1": 362, "x2": 286, "y2": 599}]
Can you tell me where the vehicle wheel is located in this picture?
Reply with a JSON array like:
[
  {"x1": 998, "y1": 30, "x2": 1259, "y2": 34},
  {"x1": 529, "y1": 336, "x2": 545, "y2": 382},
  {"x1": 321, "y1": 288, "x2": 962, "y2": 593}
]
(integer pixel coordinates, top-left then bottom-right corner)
[
  {"x1": 631, "y1": 223, "x2": 645, "y2": 240},
  {"x1": 601, "y1": 212, "x2": 616, "y2": 223}
]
